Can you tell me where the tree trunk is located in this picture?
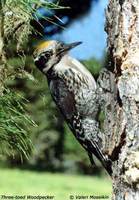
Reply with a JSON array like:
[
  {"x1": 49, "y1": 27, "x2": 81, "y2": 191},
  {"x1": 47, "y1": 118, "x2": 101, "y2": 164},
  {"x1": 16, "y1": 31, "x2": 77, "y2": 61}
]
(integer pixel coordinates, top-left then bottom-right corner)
[{"x1": 101, "y1": 0, "x2": 139, "y2": 199}]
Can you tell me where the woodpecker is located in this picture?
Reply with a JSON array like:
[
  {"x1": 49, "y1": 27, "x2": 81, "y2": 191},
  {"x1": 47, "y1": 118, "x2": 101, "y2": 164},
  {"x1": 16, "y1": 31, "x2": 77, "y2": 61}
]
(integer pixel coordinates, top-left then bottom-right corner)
[{"x1": 33, "y1": 40, "x2": 112, "y2": 176}]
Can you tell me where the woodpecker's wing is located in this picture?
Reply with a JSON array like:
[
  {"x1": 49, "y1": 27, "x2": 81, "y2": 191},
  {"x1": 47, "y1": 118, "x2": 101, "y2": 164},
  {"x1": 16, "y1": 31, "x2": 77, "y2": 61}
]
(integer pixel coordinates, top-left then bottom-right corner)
[{"x1": 49, "y1": 78, "x2": 76, "y2": 121}]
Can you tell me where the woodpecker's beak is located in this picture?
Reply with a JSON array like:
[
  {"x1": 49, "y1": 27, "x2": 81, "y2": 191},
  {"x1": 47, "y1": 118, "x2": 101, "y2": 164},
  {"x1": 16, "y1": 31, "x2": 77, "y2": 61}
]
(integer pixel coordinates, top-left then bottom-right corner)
[
  {"x1": 66, "y1": 41, "x2": 82, "y2": 50},
  {"x1": 64, "y1": 41, "x2": 82, "y2": 51},
  {"x1": 58, "y1": 42, "x2": 82, "y2": 55},
  {"x1": 57, "y1": 41, "x2": 82, "y2": 56}
]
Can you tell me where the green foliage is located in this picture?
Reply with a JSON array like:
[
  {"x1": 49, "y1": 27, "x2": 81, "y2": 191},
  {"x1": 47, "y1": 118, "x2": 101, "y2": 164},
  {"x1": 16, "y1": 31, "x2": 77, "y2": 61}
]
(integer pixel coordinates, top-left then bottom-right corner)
[
  {"x1": 0, "y1": 88, "x2": 35, "y2": 159},
  {"x1": 0, "y1": 0, "x2": 62, "y2": 160},
  {"x1": 2, "y1": 0, "x2": 66, "y2": 50}
]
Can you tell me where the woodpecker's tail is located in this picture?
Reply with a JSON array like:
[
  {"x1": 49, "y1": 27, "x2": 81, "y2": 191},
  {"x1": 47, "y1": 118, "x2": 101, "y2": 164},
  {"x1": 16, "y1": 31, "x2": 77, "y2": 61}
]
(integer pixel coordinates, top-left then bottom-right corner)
[{"x1": 86, "y1": 140, "x2": 112, "y2": 176}]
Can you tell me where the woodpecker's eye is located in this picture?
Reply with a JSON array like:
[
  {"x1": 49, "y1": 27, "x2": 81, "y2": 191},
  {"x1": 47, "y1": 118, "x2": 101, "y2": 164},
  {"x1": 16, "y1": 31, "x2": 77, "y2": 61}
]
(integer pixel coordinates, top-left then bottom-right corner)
[
  {"x1": 34, "y1": 50, "x2": 53, "y2": 72},
  {"x1": 44, "y1": 52, "x2": 50, "y2": 60},
  {"x1": 34, "y1": 55, "x2": 47, "y2": 71},
  {"x1": 43, "y1": 50, "x2": 53, "y2": 60}
]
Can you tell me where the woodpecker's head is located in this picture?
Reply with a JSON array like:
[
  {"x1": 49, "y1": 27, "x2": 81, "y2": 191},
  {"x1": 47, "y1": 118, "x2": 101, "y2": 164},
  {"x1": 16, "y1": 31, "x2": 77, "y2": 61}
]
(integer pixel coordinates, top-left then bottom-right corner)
[{"x1": 33, "y1": 40, "x2": 82, "y2": 73}]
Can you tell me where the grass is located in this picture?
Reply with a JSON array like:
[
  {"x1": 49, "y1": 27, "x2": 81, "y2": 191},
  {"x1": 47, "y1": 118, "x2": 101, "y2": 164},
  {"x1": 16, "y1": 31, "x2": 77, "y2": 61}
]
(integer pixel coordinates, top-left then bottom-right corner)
[{"x1": 0, "y1": 168, "x2": 112, "y2": 200}]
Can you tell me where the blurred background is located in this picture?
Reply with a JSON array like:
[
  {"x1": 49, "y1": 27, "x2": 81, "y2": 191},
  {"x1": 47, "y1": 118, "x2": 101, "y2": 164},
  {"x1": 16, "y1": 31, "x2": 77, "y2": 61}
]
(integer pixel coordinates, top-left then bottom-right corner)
[{"x1": 0, "y1": 0, "x2": 112, "y2": 199}]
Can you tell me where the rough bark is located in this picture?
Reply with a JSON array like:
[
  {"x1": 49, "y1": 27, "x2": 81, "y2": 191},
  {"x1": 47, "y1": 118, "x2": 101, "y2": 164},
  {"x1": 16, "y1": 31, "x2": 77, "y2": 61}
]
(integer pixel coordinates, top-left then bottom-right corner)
[{"x1": 96, "y1": 0, "x2": 139, "y2": 199}]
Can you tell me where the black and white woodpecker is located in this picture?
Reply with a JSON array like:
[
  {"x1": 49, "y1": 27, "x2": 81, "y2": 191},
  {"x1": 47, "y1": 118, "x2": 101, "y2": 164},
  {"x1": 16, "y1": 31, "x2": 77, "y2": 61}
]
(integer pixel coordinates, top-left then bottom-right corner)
[{"x1": 33, "y1": 40, "x2": 112, "y2": 176}]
